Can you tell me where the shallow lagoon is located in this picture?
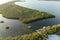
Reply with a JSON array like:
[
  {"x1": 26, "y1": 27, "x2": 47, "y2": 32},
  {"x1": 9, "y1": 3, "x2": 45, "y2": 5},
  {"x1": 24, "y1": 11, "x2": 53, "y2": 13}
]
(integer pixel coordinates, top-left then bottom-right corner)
[
  {"x1": 0, "y1": 14, "x2": 29, "y2": 37},
  {"x1": 0, "y1": 0, "x2": 60, "y2": 39}
]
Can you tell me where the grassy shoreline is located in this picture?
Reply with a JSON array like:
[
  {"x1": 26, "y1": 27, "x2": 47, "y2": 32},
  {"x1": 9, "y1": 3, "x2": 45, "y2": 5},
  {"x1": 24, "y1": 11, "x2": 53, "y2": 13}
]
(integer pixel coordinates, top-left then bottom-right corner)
[{"x1": 20, "y1": 15, "x2": 55, "y2": 24}]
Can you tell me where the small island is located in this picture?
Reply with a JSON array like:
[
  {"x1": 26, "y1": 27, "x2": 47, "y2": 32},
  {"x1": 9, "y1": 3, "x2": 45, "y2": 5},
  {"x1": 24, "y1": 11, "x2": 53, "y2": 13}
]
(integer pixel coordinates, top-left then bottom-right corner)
[{"x1": 0, "y1": 2, "x2": 55, "y2": 24}]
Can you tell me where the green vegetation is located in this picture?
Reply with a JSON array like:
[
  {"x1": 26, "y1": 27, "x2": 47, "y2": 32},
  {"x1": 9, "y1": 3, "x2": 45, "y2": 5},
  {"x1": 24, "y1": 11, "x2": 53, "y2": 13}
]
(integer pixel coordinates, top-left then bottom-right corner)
[
  {"x1": 0, "y1": 2, "x2": 55, "y2": 23},
  {"x1": 0, "y1": 20, "x2": 4, "y2": 23},
  {"x1": 0, "y1": 24, "x2": 60, "y2": 40}
]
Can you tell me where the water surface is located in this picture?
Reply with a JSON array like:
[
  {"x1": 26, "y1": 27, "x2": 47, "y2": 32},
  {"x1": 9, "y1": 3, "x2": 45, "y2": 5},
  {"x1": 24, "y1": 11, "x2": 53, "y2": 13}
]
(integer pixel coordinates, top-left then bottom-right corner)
[
  {"x1": 47, "y1": 35, "x2": 60, "y2": 40},
  {"x1": 0, "y1": 14, "x2": 29, "y2": 37}
]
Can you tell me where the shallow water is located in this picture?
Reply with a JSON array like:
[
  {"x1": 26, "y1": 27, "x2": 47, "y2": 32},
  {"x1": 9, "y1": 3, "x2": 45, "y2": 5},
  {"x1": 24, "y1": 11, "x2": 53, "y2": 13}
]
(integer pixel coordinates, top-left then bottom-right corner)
[
  {"x1": 47, "y1": 35, "x2": 60, "y2": 40},
  {"x1": 0, "y1": 14, "x2": 29, "y2": 37}
]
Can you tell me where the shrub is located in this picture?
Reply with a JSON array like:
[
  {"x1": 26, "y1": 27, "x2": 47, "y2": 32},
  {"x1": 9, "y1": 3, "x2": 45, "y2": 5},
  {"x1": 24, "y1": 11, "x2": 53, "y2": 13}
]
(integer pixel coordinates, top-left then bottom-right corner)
[
  {"x1": 5, "y1": 26, "x2": 9, "y2": 29},
  {"x1": 0, "y1": 20, "x2": 4, "y2": 23}
]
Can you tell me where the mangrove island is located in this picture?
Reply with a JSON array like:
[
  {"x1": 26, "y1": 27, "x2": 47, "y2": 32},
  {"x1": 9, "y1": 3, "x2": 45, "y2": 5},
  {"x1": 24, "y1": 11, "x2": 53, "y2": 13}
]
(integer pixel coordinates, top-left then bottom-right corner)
[{"x1": 0, "y1": 2, "x2": 55, "y2": 24}]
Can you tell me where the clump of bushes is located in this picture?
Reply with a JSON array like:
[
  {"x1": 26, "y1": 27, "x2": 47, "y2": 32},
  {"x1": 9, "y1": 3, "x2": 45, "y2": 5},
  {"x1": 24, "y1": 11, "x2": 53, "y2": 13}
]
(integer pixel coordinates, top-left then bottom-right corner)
[
  {"x1": 5, "y1": 26, "x2": 9, "y2": 29},
  {"x1": 0, "y1": 20, "x2": 4, "y2": 23}
]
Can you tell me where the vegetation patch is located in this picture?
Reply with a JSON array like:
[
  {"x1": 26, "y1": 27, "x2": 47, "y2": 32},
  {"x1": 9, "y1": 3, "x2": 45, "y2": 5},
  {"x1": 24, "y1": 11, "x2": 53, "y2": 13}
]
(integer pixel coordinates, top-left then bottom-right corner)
[
  {"x1": 5, "y1": 26, "x2": 9, "y2": 29},
  {"x1": 0, "y1": 20, "x2": 4, "y2": 23},
  {"x1": 0, "y1": 2, "x2": 55, "y2": 24}
]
